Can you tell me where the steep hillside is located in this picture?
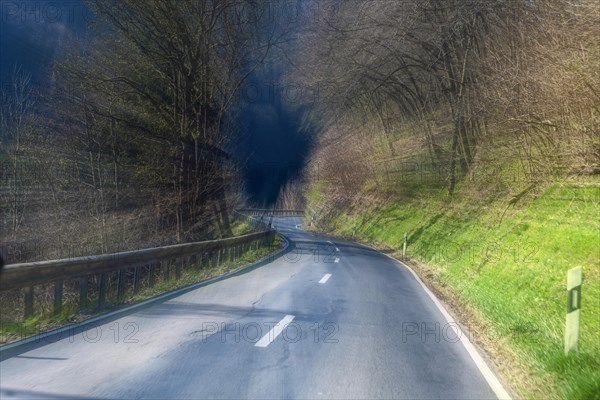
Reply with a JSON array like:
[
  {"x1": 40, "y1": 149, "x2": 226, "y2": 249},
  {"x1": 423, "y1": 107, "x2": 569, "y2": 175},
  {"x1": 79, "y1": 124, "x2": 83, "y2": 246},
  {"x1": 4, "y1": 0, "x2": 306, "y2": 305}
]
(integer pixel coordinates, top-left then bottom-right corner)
[{"x1": 307, "y1": 173, "x2": 599, "y2": 399}]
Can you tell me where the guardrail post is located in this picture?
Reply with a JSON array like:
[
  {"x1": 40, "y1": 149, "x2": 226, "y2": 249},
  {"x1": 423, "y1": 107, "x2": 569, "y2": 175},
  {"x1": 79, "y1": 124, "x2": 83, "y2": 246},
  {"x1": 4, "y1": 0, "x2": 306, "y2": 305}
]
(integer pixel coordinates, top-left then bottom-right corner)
[
  {"x1": 175, "y1": 258, "x2": 181, "y2": 280},
  {"x1": 80, "y1": 277, "x2": 88, "y2": 308},
  {"x1": 117, "y1": 269, "x2": 126, "y2": 302},
  {"x1": 54, "y1": 280, "x2": 63, "y2": 315},
  {"x1": 196, "y1": 253, "x2": 203, "y2": 270},
  {"x1": 164, "y1": 261, "x2": 170, "y2": 281},
  {"x1": 211, "y1": 251, "x2": 217, "y2": 268},
  {"x1": 24, "y1": 286, "x2": 34, "y2": 318},
  {"x1": 148, "y1": 263, "x2": 156, "y2": 288},
  {"x1": 98, "y1": 273, "x2": 107, "y2": 307},
  {"x1": 133, "y1": 265, "x2": 141, "y2": 293}
]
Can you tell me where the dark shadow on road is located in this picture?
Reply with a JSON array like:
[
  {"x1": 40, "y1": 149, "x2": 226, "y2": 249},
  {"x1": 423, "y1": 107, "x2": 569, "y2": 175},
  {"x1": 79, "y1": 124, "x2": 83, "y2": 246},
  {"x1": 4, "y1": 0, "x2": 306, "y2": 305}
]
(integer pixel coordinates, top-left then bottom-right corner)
[{"x1": 0, "y1": 388, "x2": 99, "y2": 399}]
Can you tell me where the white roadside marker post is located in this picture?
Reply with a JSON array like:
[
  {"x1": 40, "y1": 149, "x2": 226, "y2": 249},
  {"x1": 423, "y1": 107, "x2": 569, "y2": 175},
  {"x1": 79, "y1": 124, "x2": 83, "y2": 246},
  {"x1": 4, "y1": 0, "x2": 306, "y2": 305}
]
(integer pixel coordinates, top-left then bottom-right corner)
[
  {"x1": 403, "y1": 232, "x2": 407, "y2": 258},
  {"x1": 565, "y1": 266, "x2": 582, "y2": 355}
]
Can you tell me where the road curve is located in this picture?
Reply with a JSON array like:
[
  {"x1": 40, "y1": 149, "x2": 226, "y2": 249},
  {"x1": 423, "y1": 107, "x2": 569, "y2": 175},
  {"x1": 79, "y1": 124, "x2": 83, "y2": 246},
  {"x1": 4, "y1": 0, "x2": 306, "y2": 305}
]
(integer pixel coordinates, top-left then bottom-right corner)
[{"x1": 0, "y1": 217, "x2": 507, "y2": 399}]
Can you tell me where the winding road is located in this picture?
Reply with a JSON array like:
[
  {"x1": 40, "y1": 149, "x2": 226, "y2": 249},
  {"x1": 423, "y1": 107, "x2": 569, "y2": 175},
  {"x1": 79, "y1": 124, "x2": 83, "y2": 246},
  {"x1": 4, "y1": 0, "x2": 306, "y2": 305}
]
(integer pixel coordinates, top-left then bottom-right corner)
[{"x1": 0, "y1": 217, "x2": 509, "y2": 399}]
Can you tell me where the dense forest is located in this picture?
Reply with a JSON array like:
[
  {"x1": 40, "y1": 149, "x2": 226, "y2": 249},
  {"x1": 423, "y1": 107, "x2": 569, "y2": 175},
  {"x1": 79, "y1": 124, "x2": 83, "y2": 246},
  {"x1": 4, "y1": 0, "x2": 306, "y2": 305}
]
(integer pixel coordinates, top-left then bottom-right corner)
[
  {"x1": 1, "y1": 1, "x2": 287, "y2": 262},
  {"x1": 290, "y1": 0, "x2": 598, "y2": 204}
]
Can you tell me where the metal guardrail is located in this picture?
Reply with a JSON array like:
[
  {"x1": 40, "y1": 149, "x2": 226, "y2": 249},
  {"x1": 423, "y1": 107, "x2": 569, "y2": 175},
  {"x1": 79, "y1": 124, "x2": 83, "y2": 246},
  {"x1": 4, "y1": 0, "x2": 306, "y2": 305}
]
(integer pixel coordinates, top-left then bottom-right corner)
[
  {"x1": 235, "y1": 208, "x2": 305, "y2": 217},
  {"x1": 232, "y1": 209, "x2": 271, "y2": 231},
  {"x1": 0, "y1": 230, "x2": 276, "y2": 319}
]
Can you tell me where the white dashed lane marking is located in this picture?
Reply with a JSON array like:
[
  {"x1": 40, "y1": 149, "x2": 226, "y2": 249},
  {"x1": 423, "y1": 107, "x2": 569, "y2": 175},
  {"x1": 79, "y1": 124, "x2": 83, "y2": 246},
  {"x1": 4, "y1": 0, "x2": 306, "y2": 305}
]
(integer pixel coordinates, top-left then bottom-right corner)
[{"x1": 255, "y1": 315, "x2": 295, "y2": 348}]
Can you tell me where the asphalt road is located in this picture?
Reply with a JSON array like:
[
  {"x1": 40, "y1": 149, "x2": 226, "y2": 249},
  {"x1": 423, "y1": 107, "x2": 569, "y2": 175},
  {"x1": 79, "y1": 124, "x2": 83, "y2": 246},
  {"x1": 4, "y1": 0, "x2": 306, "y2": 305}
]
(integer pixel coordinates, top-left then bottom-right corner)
[{"x1": 0, "y1": 217, "x2": 508, "y2": 399}]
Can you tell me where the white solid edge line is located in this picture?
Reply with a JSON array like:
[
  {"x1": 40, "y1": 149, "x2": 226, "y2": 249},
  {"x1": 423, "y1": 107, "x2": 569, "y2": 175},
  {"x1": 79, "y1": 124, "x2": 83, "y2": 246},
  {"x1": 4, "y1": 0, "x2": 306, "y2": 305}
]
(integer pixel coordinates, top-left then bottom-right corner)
[
  {"x1": 255, "y1": 315, "x2": 295, "y2": 348},
  {"x1": 375, "y1": 250, "x2": 512, "y2": 400},
  {"x1": 319, "y1": 273, "x2": 332, "y2": 284},
  {"x1": 334, "y1": 257, "x2": 340, "y2": 263}
]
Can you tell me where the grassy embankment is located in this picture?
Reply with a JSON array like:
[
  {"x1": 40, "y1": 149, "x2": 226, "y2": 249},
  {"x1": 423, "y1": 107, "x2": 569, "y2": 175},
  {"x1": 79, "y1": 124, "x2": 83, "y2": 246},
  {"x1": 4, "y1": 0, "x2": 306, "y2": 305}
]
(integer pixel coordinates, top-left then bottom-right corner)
[{"x1": 308, "y1": 171, "x2": 599, "y2": 399}]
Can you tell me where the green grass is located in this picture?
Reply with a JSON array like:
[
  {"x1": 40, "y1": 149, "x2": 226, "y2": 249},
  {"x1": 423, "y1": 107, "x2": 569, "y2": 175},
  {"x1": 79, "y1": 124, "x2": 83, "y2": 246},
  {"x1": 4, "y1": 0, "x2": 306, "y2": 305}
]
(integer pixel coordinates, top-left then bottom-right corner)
[
  {"x1": 230, "y1": 219, "x2": 256, "y2": 237},
  {"x1": 314, "y1": 178, "x2": 600, "y2": 399}
]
